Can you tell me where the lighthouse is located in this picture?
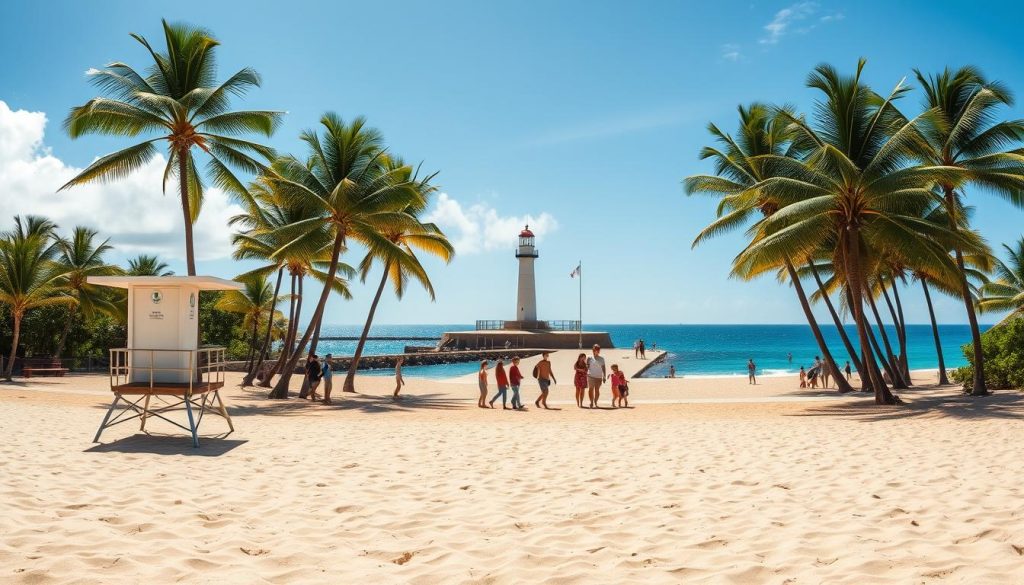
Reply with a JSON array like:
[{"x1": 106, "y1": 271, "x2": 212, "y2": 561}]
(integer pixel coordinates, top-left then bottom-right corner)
[{"x1": 515, "y1": 225, "x2": 538, "y2": 324}]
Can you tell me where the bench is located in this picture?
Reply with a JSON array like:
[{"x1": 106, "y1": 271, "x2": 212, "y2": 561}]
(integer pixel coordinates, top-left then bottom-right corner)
[{"x1": 23, "y1": 358, "x2": 70, "y2": 378}]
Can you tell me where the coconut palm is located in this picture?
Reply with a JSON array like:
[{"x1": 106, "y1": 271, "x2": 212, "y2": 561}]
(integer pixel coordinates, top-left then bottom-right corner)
[
  {"x1": 52, "y1": 227, "x2": 123, "y2": 358},
  {"x1": 231, "y1": 174, "x2": 355, "y2": 387},
  {"x1": 341, "y1": 165, "x2": 454, "y2": 395},
  {"x1": 734, "y1": 60, "x2": 984, "y2": 404},
  {"x1": 914, "y1": 66, "x2": 1024, "y2": 395},
  {"x1": 214, "y1": 274, "x2": 281, "y2": 373},
  {"x1": 978, "y1": 238, "x2": 1024, "y2": 322},
  {"x1": 0, "y1": 217, "x2": 71, "y2": 379},
  {"x1": 59, "y1": 19, "x2": 282, "y2": 276},
  {"x1": 267, "y1": 114, "x2": 424, "y2": 399},
  {"x1": 685, "y1": 103, "x2": 856, "y2": 393},
  {"x1": 126, "y1": 254, "x2": 174, "y2": 276}
]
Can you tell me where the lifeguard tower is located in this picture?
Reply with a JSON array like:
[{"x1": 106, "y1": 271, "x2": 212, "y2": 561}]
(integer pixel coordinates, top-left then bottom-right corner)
[{"x1": 88, "y1": 276, "x2": 241, "y2": 447}]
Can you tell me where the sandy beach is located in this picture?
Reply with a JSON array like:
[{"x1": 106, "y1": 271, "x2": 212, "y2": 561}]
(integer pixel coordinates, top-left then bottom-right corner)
[{"x1": 1, "y1": 361, "x2": 1022, "y2": 584}]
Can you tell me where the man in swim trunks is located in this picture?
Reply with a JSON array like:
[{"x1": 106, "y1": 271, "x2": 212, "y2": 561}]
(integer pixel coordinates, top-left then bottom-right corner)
[
  {"x1": 534, "y1": 351, "x2": 557, "y2": 409},
  {"x1": 587, "y1": 345, "x2": 607, "y2": 408}
]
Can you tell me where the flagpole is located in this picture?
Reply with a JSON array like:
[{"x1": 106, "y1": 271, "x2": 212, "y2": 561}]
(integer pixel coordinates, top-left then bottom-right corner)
[{"x1": 578, "y1": 259, "x2": 582, "y2": 349}]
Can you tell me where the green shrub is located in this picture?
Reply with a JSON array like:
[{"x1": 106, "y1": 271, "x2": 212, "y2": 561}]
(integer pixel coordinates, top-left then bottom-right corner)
[{"x1": 952, "y1": 316, "x2": 1024, "y2": 391}]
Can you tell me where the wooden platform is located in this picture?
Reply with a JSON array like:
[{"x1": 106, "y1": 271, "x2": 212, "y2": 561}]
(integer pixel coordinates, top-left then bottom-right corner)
[{"x1": 111, "y1": 381, "x2": 225, "y2": 395}]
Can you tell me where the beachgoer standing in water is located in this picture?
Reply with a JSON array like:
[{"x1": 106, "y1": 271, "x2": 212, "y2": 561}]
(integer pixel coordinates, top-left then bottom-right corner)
[
  {"x1": 587, "y1": 345, "x2": 607, "y2": 408},
  {"x1": 747, "y1": 358, "x2": 757, "y2": 385},
  {"x1": 320, "y1": 354, "x2": 334, "y2": 404},
  {"x1": 509, "y1": 357, "x2": 524, "y2": 410},
  {"x1": 477, "y1": 361, "x2": 489, "y2": 408},
  {"x1": 668, "y1": 364, "x2": 676, "y2": 378},
  {"x1": 787, "y1": 352, "x2": 793, "y2": 363},
  {"x1": 533, "y1": 351, "x2": 557, "y2": 409},
  {"x1": 393, "y1": 356, "x2": 405, "y2": 399},
  {"x1": 573, "y1": 353, "x2": 588, "y2": 408},
  {"x1": 489, "y1": 359, "x2": 510, "y2": 409}
]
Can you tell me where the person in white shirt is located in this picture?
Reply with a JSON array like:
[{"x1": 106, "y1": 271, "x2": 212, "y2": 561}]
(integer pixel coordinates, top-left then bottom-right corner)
[{"x1": 587, "y1": 344, "x2": 607, "y2": 408}]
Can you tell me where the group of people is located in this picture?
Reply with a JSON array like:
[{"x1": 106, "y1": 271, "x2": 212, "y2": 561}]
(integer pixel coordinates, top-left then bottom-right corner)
[
  {"x1": 300, "y1": 353, "x2": 335, "y2": 403},
  {"x1": 798, "y1": 356, "x2": 853, "y2": 389},
  {"x1": 478, "y1": 345, "x2": 631, "y2": 410},
  {"x1": 632, "y1": 339, "x2": 648, "y2": 359}
]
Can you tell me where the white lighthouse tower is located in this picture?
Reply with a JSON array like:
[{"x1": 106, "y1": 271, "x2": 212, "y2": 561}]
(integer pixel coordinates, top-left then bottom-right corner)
[{"x1": 515, "y1": 225, "x2": 539, "y2": 325}]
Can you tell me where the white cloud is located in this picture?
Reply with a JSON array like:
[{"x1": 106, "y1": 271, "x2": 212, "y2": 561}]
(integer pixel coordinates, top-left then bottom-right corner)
[
  {"x1": 423, "y1": 193, "x2": 557, "y2": 255},
  {"x1": 721, "y1": 43, "x2": 742, "y2": 62},
  {"x1": 760, "y1": 1, "x2": 819, "y2": 45},
  {"x1": 0, "y1": 100, "x2": 242, "y2": 262}
]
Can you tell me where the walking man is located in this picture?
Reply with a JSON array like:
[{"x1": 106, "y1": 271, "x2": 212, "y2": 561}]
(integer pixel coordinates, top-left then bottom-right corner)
[
  {"x1": 747, "y1": 358, "x2": 757, "y2": 385},
  {"x1": 534, "y1": 351, "x2": 557, "y2": 409},
  {"x1": 587, "y1": 344, "x2": 607, "y2": 408}
]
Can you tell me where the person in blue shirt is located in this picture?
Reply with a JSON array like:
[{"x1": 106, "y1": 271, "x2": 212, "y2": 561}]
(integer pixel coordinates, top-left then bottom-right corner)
[{"x1": 321, "y1": 354, "x2": 334, "y2": 405}]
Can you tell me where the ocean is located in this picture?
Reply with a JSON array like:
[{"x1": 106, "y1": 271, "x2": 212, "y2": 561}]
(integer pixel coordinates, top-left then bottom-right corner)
[{"x1": 313, "y1": 323, "x2": 983, "y2": 379}]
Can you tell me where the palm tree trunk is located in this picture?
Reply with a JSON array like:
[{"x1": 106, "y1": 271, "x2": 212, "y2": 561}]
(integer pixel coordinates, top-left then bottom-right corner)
[
  {"x1": 271, "y1": 233, "x2": 345, "y2": 399},
  {"x1": 244, "y1": 315, "x2": 260, "y2": 373},
  {"x1": 785, "y1": 260, "x2": 854, "y2": 393},
  {"x1": 178, "y1": 152, "x2": 197, "y2": 276},
  {"x1": 888, "y1": 281, "x2": 910, "y2": 379},
  {"x1": 846, "y1": 228, "x2": 896, "y2": 404},
  {"x1": 4, "y1": 312, "x2": 22, "y2": 380},
  {"x1": 259, "y1": 272, "x2": 296, "y2": 388},
  {"x1": 922, "y1": 279, "x2": 951, "y2": 385},
  {"x1": 943, "y1": 185, "x2": 986, "y2": 395},
  {"x1": 244, "y1": 267, "x2": 283, "y2": 386},
  {"x1": 808, "y1": 260, "x2": 863, "y2": 372},
  {"x1": 878, "y1": 280, "x2": 910, "y2": 383},
  {"x1": 867, "y1": 293, "x2": 907, "y2": 388},
  {"x1": 54, "y1": 304, "x2": 77, "y2": 359},
  {"x1": 343, "y1": 262, "x2": 391, "y2": 394}
]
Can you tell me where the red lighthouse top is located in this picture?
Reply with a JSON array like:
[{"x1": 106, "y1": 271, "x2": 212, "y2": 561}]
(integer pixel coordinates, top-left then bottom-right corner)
[{"x1": 519, "y1": 224, "x2": 534, "y2": 237}]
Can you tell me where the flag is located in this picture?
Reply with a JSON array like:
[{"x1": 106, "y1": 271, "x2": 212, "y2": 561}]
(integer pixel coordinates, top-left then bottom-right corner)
[{"x1": 569, "y1": 264, "x2": 581, "y2": 278}]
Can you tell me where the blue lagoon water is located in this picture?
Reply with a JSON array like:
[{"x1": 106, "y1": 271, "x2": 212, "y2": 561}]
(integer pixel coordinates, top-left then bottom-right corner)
[{"x1": 315, "y1": 323, "x2": 982, "y2": 378}]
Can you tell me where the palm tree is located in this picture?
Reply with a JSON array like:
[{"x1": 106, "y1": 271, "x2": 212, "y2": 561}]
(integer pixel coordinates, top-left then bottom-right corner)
[
  {"x1": 126, "y1": 254, "x2": 174, "y2": 276},
  {"x1": 342, "y1": 165, "x2": 454, "y2": 394},
  {"x1": 59, "y1": 19, "x2": 282, "y2": 275},
  {"x1": 214, "y1": 274, "x2": 281, "y2": 373},
  {"x1": 230, "y1": 174, "x2": 354, "y2": 387},
  {"x1": 685, "y1": 103, "x2": 856, "y2": 393},
  {"x1": 267, "y1": 114, "x2": 423, "y2": 399},
  {"x1": 734, "y1": 61, "x2": 982, "y2": 404},
  {"x1": 914, "y1": 66, "x2": 1024, "y2": 395},
  {"x1": 978, "y1": 238, "x2": 1024, "y2": 322},
  {"x1": 0, "y1": 217, "x2": 71, "y2": 379},
  {"x1": 53, "y1": 227, "x2": 122, "y2": 358}
]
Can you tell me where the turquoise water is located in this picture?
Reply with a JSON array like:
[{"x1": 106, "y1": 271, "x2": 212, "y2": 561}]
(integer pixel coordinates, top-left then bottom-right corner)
[{"x1": 316, "y1": 324, "x2": 983, "y2": 378}]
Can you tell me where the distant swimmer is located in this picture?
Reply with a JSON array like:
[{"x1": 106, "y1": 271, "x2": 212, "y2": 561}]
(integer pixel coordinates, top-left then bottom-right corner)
[{"x1": 787, "y1": 352, "x2": 793, "y2": 363}]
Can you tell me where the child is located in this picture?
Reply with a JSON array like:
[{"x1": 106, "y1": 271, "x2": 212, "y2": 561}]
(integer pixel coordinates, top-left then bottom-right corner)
[
  {"x1": 573, "y1": 353, "x2": 588, "y2": 408},
  {"x1": 610, "y1": 364, "x2": 628, "y2": 408},
  {"x1": 509, "y1": 357, "x2": 524, "y2": 410},
  {"x1": 489, "y1": 359, "x2": 510, "y2": 409},
  {"x1": 799, "y1": 366, "x2": 806, "y2": 388},
  {"x1": 477, "y1": 361, "x2": 489, "y2": 408}
]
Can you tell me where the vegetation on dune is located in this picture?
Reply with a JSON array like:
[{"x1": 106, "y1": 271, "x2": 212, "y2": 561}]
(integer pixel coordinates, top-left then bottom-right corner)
[{"x1": 686, "y1": 59, "x2": 1024, "y2": 401}]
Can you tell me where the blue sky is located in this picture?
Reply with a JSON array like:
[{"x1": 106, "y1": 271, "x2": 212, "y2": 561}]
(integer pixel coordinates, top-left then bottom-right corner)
[{"x1": 1, "y1": 0, "x2": 1022, "y2": 326}]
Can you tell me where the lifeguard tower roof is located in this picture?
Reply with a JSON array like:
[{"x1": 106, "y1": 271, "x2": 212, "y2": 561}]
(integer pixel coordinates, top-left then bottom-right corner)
[{"x1": 88, "y1": 275, "x2": 242, "y2": 291}]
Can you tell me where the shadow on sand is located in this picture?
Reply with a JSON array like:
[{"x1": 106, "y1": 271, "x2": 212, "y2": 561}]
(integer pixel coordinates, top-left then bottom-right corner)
[
  {"x1": 791, "y1": 385, "x2": 1024, "y2": 422},
  {"x1": 85, "y1": 433, "x2": 247, "y2": 456},
  {"x1": 226, "y1": 390, "x2": 469, "y2": 417}
]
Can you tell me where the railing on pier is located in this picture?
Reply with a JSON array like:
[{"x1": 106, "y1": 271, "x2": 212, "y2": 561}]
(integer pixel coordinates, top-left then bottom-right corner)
[{"x1": 475, "y1": 320, "x2": 581, "y2": 331}]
